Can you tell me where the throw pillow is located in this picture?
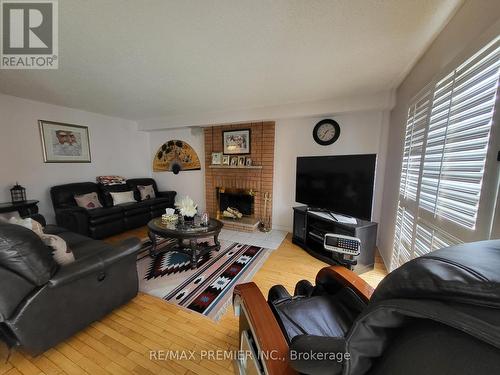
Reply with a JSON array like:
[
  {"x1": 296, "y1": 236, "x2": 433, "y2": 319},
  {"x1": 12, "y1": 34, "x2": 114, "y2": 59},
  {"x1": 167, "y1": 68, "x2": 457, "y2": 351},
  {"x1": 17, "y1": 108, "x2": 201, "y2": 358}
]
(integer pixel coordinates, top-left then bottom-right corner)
[
  {"x1": 31, "y1": 219, "x2": 45, "y2": 236},
  {"x1": 110, "y1": 191, "x2": 136, "y2": 205},
  {"x1": 7, "y1": 216, "x2": 33, "y2": 229},
  {"x1": 138, "y1": 185, "x2": 156, "y2": 200},
  {"x1": 5, "y1": 216, "x2": 44, "y2": 233},
  {"x1": 74, "y1": 192, "x2": 102, "y2": 210},
  {"x1": 0, "y1": 211, "x2": 21, "y2": 222},
  {"x1": 40, "y1": 234, "x2": 75, "y2": 265}
]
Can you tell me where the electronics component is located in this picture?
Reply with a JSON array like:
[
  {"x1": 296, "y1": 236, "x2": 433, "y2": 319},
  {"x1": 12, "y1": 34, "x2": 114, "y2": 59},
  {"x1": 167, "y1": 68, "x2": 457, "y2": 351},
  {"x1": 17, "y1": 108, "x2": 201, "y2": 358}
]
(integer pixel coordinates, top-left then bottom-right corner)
[{"x1": 324, "y1": 233, "x2": 361, "y2": 256}]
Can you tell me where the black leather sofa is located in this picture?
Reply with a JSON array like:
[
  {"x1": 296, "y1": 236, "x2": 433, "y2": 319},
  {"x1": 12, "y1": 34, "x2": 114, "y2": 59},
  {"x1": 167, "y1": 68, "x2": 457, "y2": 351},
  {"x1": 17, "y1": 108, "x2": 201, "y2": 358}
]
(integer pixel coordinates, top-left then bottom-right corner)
[
  {"x1": 0, "y1": 221, "x2": 141, "y2": 356},
  {"x1": 50, "y1": 178, "x2": 176, "y2": 239},
  {"x1": 234, "y1": 240, "x2": 500, "y2": 375}
]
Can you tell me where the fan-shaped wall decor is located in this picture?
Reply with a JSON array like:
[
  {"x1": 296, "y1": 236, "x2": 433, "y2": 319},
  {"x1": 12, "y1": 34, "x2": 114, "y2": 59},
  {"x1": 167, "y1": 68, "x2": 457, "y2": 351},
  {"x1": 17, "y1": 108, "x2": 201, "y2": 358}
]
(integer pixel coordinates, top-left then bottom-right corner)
[{"x1": 153, "y1": 140, "x2": 201, "y2": 174}]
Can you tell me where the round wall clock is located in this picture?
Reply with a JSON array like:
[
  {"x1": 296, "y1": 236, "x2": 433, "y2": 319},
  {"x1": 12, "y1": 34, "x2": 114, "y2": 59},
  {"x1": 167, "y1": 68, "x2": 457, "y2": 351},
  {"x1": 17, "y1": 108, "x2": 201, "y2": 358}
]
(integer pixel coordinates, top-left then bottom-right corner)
[{"x1": 313, "y1": 119, "x2": 341, "y2": 146}]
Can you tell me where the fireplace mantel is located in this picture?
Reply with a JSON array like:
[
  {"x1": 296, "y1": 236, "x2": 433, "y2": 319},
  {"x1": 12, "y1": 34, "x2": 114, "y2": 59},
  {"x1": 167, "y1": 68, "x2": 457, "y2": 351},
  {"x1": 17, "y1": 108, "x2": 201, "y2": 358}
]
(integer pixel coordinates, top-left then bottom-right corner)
[{"x1": 208, "y1": 165, "x2": 263, "y2": 170}]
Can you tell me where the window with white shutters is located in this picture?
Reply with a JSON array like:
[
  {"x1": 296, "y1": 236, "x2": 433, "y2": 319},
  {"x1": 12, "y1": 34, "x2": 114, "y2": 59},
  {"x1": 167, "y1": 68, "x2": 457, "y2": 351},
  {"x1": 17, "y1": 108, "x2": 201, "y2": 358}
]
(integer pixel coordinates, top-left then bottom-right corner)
[
  {"x1": 420, "y1": 39, "x2": 500, "y2": 229},
  {"x1": 391, "y1": 36, "x2": 500, "y2": 270}
]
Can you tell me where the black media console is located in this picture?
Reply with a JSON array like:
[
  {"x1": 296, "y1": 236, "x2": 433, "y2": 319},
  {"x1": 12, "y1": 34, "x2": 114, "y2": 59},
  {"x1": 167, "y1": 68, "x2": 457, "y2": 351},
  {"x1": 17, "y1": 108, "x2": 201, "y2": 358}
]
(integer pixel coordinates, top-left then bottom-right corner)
[{"x1": 292, "y1": 206, "x2": 378, "y2": 274}]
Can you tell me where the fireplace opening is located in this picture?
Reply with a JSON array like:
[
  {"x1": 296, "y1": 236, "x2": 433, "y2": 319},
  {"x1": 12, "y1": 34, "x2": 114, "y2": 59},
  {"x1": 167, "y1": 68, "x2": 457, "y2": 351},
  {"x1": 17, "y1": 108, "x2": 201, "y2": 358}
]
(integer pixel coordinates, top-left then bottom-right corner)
[{"x1": 217, "y1": 188, "x2": 256, "y2": 217}]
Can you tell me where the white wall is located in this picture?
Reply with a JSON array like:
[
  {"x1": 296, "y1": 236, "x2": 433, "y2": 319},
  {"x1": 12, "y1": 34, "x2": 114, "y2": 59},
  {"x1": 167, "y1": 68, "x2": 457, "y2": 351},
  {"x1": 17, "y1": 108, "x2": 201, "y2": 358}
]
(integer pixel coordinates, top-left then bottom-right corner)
[
  {"x1": 378, "y1": 0, "x2": 500, "y2": 266},
  {"x1": 0, "y1": 94, "x2": 150, "y2": 223},
  {"x1": 272, "y1": 111, "x2": 389, "y2": 232},
  {"x1": 150, "y1": 127, "x2": 206, "y2": 211}
]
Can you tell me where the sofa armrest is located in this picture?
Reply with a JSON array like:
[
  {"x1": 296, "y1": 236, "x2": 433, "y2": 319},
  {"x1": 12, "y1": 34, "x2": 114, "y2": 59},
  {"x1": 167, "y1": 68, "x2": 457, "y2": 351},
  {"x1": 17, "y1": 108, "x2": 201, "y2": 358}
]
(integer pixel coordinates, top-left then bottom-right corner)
[
  {"x1": 49, "y1": 237, "x2": 141, "y2": 287},
  {"x1": 289, "y1": 335, "x2": 346, "y2": 375},
  {"x1": 156, "y1": 191, "x2": 176, "y2": 202},
  {"x1": 54, "y1": 207, "x2": 89, "y2": 235},
  {"x1": 233, "y1": 282, "x2": 297, "y2": 375},
  {"x1": 316, "y1": 266, "x2": 374, "y2": 303}
]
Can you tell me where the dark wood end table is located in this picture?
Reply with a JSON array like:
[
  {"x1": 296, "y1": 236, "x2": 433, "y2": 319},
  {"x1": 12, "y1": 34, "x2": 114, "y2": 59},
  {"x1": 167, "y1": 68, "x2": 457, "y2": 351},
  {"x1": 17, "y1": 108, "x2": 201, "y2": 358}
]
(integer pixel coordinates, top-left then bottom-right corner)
[{"x1": 147, "y1": 217, "x2": 223, "y2": 269}]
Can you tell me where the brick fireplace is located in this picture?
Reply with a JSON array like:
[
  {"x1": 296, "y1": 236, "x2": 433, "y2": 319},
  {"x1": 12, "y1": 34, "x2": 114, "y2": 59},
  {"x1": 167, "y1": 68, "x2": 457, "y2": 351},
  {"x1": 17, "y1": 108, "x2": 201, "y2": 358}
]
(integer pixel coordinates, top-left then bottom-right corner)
[{"x1": 204, "y1": 122, "x2": 275, "y2": 232}]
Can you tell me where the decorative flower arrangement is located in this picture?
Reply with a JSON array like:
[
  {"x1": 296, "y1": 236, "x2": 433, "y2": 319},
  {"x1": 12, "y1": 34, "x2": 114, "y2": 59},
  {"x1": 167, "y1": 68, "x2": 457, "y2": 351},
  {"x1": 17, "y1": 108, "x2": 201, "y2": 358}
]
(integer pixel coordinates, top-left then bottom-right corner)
[{"x1": 175, "y1": 195, "x2": 197, "y2": 218}]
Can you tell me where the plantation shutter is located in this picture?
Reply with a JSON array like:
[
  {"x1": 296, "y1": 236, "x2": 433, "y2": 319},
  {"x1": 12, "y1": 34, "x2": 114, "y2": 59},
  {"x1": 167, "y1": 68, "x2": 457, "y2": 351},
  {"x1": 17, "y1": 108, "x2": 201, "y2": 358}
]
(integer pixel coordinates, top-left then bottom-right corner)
[
  {"x1": 420, "y1": 40, "x2": 500, "y2": 229},
  {"x1": 391, "y1": 206, "x2": 415, "y2": 267},
  {"x1": 400, "y1": 89, "x2": 432, "y2": 201},
  {"x1": 392, "y1": 88, "x2": 431, "y2": 267},
  {"x1": 391, "y1": 36, "x2": 500, "y2": 270}
]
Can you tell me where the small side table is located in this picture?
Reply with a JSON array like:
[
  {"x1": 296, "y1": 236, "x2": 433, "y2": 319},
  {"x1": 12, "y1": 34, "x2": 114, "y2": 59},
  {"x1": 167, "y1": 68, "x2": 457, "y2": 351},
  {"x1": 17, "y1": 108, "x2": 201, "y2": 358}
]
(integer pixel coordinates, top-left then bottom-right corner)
[{"x1": 0, "y1": 200, "x2": 42, "y2": 223}]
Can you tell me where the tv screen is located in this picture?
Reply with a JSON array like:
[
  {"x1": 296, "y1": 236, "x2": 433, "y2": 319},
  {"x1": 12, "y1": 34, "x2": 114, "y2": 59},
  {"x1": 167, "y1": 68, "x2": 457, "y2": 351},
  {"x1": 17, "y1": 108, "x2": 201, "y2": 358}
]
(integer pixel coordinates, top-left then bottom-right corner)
[{"x1": 295, "y1": 154, "x2": 376, "y2": 220}]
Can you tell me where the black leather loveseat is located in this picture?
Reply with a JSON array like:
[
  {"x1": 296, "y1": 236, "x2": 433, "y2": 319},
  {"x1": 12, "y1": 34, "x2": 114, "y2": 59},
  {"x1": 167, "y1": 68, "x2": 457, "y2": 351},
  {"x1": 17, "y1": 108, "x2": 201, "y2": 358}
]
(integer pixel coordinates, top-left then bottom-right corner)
[
  {"x1": 0, "y1": 221, "x2": 141, "y2": 355},
  {"x1": 51, "y1": 178, "x2": 176, "y2": 239}
]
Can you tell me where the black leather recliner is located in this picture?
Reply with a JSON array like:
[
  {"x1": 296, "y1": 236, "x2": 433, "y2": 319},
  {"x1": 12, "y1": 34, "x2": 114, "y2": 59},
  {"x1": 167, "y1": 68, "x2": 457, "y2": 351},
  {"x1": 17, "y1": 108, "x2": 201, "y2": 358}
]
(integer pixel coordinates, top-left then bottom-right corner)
[
  {"x1": 234, "y1": 240, "x2": 500, "y2": 375},
  {"x1": 50, "y1": 178, "x2": 176, "y2": 239},
  {"x1": 0, "y1": 222, "x2": 141, "y2": 356}
]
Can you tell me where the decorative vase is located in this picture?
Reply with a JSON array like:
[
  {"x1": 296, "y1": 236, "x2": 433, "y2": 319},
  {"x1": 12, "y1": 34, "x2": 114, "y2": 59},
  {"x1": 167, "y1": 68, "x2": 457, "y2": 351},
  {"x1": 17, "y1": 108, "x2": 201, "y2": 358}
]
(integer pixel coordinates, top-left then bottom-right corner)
[{"x1": 184, "y1": 215, "x2": 195, "y2": 223}]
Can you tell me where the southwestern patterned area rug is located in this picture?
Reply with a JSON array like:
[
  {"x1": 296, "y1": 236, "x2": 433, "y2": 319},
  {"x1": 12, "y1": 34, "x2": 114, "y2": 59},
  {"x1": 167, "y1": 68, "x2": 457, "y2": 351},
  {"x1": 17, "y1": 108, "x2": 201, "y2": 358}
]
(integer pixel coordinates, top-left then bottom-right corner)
[{"x1": 136, "y1": 237, "x2": 272, "y2": 320}]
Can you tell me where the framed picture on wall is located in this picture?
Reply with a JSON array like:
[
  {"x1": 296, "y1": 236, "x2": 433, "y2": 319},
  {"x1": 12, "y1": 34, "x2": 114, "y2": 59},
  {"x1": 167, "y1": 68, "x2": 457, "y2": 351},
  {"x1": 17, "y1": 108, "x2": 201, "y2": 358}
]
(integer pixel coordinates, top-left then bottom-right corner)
[
  {"x1": 39, "y1": 120, "x2": 91, "y2": 163},
  {"x1": 222, "y1": 129, "x2": 251, "y2": 154},
  {"x1": 211, "y1": 152, "x2": 222, "y2": 165}
]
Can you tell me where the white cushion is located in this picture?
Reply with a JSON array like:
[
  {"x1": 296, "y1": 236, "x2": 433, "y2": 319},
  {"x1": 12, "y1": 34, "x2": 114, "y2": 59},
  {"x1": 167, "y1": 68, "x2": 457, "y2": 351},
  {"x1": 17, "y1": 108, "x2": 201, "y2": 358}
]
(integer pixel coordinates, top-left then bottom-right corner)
[
  {"x1": 0, "y1": 211, "x2": 21, "y2": 222},
  {"x1": 7, "y1": 216, "x2": 33, "y2": 229},
  {"x1": 110, "y1": 191, "x2": 136, "y2": 205},
  {"x1": 41, "y1": 234, "x2": 75, "y2": 265}
]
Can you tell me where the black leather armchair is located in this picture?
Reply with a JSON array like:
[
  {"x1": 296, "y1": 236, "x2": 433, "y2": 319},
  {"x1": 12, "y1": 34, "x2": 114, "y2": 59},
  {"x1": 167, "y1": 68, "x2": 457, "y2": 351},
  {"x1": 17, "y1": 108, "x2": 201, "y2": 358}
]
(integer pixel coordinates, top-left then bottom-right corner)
[
  {"x1": 234, "y1": 240, "x2": 500, "y2": 375},
  {"x1": 0, "y1": 222, "x2": 141, "y2": 356},
  {"x1": 50, "y1": 178, "x2": 176, "y2": 239}
]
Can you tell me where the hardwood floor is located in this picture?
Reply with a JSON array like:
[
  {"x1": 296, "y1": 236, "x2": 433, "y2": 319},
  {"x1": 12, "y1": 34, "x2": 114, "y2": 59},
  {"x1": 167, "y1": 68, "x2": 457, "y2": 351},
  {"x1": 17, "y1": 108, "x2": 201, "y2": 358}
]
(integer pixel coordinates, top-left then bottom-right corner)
[{"x1": 1, "y1": 228, "x2": 387, "y2": 375}]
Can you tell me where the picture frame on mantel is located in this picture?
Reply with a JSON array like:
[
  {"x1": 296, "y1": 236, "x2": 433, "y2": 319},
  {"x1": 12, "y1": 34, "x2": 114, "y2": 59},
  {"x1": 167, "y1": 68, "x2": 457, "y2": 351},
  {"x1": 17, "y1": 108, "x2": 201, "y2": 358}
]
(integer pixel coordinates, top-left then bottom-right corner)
[
  {"x1": 39, "y1": 120, "x2": 91, "y2": 163},
  {"x1": 222, "y1": 129, "x2": 251, "y2": 155}
]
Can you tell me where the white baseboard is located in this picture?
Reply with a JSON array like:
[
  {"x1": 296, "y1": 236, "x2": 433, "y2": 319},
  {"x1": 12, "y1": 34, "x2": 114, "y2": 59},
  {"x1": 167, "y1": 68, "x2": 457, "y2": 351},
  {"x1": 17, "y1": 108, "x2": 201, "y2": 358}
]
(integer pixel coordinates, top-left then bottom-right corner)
[{"x1": 271, "y1": 224, "x2": 292, "y2": 233}]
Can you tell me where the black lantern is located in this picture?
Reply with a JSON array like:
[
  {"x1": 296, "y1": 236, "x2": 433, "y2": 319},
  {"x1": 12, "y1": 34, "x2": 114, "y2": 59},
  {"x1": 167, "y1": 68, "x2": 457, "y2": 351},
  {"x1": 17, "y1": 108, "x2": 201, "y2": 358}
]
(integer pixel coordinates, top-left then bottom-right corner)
[{"x1": 10, "y1": 182, "x2": 27, "y2": 203}]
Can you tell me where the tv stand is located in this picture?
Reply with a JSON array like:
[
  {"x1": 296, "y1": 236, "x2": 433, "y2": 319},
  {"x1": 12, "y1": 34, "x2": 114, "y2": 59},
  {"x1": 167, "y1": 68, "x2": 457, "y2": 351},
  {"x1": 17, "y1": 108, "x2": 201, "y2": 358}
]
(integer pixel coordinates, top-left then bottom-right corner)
[
  {"x1": 307, "y1": 208, "x2": 358, "y2": 224},
  {"x1": 293, "y1": 206, "x2": 378, "y2": 274}
]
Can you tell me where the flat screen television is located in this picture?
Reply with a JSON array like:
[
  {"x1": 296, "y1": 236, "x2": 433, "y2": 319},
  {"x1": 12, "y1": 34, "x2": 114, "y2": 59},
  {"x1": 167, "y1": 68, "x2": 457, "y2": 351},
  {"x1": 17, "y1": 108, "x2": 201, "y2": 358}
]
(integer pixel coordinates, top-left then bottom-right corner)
[{"x1": 295, "y1": 154, "x2": 376, "y2": 220}]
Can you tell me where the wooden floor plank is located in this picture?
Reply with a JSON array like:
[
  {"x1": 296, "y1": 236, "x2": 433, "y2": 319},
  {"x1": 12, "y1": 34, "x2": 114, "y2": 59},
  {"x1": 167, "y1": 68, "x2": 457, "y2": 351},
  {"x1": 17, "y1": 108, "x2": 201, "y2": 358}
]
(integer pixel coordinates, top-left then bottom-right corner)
[{"x1": 6, "y1": 229, "x2": 386, "y2": 375}]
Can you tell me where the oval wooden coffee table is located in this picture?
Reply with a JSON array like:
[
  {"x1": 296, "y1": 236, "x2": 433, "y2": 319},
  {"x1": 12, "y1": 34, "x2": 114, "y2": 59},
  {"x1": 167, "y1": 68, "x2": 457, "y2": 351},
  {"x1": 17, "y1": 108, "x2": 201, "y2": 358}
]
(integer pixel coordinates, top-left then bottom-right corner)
[{"x1": 147, "y1": 217, "x2": 223, "y2": 269}]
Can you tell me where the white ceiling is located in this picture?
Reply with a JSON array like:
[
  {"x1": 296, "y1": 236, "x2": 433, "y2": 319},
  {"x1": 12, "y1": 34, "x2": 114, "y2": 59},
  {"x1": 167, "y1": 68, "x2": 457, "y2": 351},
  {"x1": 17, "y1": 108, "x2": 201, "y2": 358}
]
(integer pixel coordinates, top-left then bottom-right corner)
[{"x1": 0, "y1": 0, "x2": 462, "y2": 121}]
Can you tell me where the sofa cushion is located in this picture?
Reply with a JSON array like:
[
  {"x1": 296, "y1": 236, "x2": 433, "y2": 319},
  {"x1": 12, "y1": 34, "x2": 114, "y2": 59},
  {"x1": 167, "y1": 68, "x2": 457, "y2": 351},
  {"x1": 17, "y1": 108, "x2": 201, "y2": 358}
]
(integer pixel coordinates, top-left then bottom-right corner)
[
  {"x1": 0, "y1": 223, "x2": 57, "y2": 285},
  {"x1": 127, "y1": 178, "x2": 159, "y2": 201},
  {"x1": 116, "y1": 201, "x2": 151, "y2": 217},
  {"x1": 138, "y1": 185, "x2": 156, "y2": 200},
  {"x1": 43, "y1": 225, "x2": 69, "y2": 236},
  {"x1": 85, "y1": 206, "x2": 123, "y2": 219},
  {"x1": 110, "y1": 191, "x2": 136, "y2": 205},
  {"x1": 99, "y1": 183, "x2": 130, "y2": 207},
  {"x1": 54, "y1": 230, "x2": 91, "y2": 248},
  {"x1": 69, "y1": 239, "x2": 115, "y2": 260},
  {"x1": 89, "y1": 213, "x2": 123, "y2": 226},
  {"x1": 75, "y1": 192, "x2": 103, "y2": 210},
  {"x1": 271, "y1": 287, "x2": 362, "y2": 343}
]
